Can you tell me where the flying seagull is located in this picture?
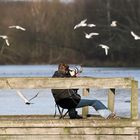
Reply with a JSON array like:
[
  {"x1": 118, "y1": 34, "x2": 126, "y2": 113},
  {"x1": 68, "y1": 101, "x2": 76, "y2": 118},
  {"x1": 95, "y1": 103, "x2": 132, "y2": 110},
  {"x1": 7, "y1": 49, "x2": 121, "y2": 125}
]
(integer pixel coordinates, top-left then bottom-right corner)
[
  {"x1": 6, "y1": 80, "x2": 31, "y2": 104},
  {"x1": 130, "y1": 31, "x2": 140, "y2": 40},
  {"x1": 6, "y1": 80, "x2": 39, "y2": 105},
  {"x1": 9, "y1": 25, "x2": 26, "y2": 31},
  {"x1": 74, "y1": 19, "x2": 87, "y2": 29},
  {"x1": 16, "y1": 90, "x2": 32, "y2": 105},
  {"x1": 110, "y1": 21, "x2": 117, "y2": 27},
  {"x1": 16, "y1": 90, "x2": 40, "y2": 105},
  {"x1": 99, "y1": 44, "x2": 110, "y2": 55},
  {"x1": 0, "y1": 35, "x2": 10, "y2": 46},
  {"x1": 87, "y1": 23, "x2": 96, "y2": 27},
  {"x1": 84, "y1": 32, "x2": 99, "y2": 39}
]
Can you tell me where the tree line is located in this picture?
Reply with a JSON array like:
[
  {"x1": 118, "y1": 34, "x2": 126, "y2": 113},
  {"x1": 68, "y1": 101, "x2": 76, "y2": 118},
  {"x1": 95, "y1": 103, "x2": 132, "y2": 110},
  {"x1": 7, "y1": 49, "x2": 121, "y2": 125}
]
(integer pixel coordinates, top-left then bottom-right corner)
[{"x1": 0, "y1": 0, "x2": 140, "y2": 66}]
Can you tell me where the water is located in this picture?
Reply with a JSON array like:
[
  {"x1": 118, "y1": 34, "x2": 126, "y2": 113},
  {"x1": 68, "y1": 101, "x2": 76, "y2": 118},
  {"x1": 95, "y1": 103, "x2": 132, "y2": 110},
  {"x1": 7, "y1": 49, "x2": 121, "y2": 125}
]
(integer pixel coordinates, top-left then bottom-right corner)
[{"x1": 0, "y1": 65, "x2": 140, "y2": 118}]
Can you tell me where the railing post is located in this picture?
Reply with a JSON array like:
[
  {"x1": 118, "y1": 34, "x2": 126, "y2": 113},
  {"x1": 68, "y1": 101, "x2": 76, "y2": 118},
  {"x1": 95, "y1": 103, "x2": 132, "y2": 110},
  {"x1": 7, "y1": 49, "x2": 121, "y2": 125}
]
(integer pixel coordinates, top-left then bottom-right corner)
[
  {"x1": 108, "y1": 88, "x2": 115, "y2": 112},
  {"x1": 82, "y1": 88, "x2": 89, "y2": 118},
  {"x1": 131, "y1": 80, "x2": 138, "y2": 120}
]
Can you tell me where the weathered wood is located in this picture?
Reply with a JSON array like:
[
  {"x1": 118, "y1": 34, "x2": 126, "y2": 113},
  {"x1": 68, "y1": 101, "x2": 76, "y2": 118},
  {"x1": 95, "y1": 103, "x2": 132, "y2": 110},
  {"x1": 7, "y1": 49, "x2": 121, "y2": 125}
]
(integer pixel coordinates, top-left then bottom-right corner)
[
  {"x1": 0, "y1": 117, "x2": 140, "y2": 127},
  {"x1": 0, "y1": 76, "x2": 139, "y2": 139},
  {"x1": 131, "y1": 80, "x2": 139, "y2": 120},
  {"x1": 0, "y1": 115, "x2": 139, "y2": 140},
  {"x1": 0, "y1": 127, "x2": 138, "y2": 135},
  {"x1": 138, "y1": 128, "x2": 140, "y2": 140},
  {"x1": 82, "y1": 88, "x2": 89, "y2": 117},
  {"x1": 108, "y1": 88, "x2": 115, "y2": 112},
  {"x1": 0, "y1": 135, "x2": 138, "y2": 140},
  {"x1": 0, "y1": 77, "x2": 133, "y2": 89}
]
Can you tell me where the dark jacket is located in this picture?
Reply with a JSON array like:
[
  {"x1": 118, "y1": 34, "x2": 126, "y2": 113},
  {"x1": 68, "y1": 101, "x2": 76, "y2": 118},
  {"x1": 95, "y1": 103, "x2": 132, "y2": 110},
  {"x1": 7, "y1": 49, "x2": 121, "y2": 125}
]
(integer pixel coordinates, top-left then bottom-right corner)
[{"x1": 51, "y1": 71, "x2": 81, "y2": 109}]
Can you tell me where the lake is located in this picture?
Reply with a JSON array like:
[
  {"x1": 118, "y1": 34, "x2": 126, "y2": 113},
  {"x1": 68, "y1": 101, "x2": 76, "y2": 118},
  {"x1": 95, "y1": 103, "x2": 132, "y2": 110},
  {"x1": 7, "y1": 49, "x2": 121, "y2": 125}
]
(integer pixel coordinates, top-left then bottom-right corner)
[{"x1": 0, "y1": 65, "x2": 139, "y2": 118}]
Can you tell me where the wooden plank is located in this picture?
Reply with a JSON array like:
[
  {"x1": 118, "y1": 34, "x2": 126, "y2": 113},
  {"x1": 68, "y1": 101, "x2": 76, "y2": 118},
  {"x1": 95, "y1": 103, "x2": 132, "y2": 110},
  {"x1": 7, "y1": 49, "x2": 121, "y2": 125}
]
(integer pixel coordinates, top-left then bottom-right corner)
[
  {"x1": 138, "y1": 126, "x2": 140, "y2": 140},
  {"x1": 131, "y1": 80, "x2": 139, "y2": 120},
  {"x1": 0, "y1": 119, "x2": 140, "y2": 128},
  {"x1": 0, "y1": 135, "x2": 138, "y2": 140},
  {"x1": 0, "y1": 77, "x2": 133, "y2": 89},
  {"x1": 82, "y1": 88, "x2": 89, "y2": 117},
  {"x1": 108, "y1": 88, "x2": 115, "y2": 112},
  {"x1": 0, "y1": 127, "x2": 138, "y2": 135}
]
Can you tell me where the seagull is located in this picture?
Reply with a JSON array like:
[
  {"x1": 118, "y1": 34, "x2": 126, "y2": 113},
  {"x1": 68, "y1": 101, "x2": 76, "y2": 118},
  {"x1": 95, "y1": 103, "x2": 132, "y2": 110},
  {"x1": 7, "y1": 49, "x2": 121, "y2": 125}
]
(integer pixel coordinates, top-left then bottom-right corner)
[
  {"x1": 6, "y1": 80, "x2": 31, "y2": 105},
  {"x1": 16, "y1": 90, "x2": 40, "y2": 105},
  {"x1": 87, "y1": 23, "x2": 96, "y2": 27},
  {"x1": 0, "y1": 35, "x2": 10, "y2": 46},
  {"x1": 130, "y1": 31, "x2": 140, "y2": 40},
  {"x1": 84, "y1": 32, "x2": 99, "y2": 39},
  {"x1": 74, "y1": 19, "x2": 87, "y2": 29},
  {"x1": 9, "y1": 25, "x2": 26, "y2": 31},
  {"x1": 110, "y1": 21, "x2": 117, "y2": 27},
  {"x1": 6, "y1": 80, "x2": 39, "y2": 105},
  {"x1": 16, "y1": 90, "x2": 32, "y2": 105},
  {"x1": 99, "y1": 44, "x2": 110, "y2": 55}
]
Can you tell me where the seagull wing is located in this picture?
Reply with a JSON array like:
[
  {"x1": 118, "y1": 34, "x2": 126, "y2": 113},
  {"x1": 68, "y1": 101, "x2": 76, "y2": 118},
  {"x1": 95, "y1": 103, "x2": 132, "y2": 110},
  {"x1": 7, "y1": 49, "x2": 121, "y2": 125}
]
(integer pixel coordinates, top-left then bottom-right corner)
[
  {"x1": 9, "y1": 25, "x2": 26, "y2": 31},
  {"x1": 131, "y1": 31, "x2": 136, "y2": 38},
  {"x1": 9, "y1": 26, "x2": 16, "y2": 28},
  {"x1": 17, "y1": 90, "x2": 31, "y2": 104},
  {"x1": 5, "y1": 39, "x2": 10, "y2": 46},
  {"x1": 99, "y1": 44, "x2": 103, "y2": 47},
  {"x1": 105, "y1": 48, "x2": 108, "y2": 55},
  {"x1": 74, "y1": 25, "x2": 78, "y2": 29},
  {"x1": 99, "y1": 44, "x2": 108, "y2": 48},
  {"x1": 86, "y1": 33, "x2": 99, "y2": 38},
  {"x1": 0, "y1": 35, "x2": 7, "y2": 39},
  {"x1": 99, "y1": 44, "x2": 109, "y2": 55},
  {"x1": 131, "y1": 31, "x2": 140, "y2": 39},
  {"x1": 29, "y1": 91, "x2": 40, "y2": 101},
  {"x1": 17, "y1": 26, "x2": 26, "y2": 31},
  {"x1": 20, "y1": 27, "x2": 26, "y2": 31},
  {"x1": 74, "y1": 24, "x2": 81, "y2": 29},
  {"x1": 80, "y1": 19, "x2": 87, "y2": 24},
  {"x1": 87, "y1": 24, "x2": 96, "y2": 27},
  {"x1": 74, "y1": 19, "x2": 87, "y2": 29},
  {"x1": 89, "y1": 32, "x2": 99, "y2": 36}
]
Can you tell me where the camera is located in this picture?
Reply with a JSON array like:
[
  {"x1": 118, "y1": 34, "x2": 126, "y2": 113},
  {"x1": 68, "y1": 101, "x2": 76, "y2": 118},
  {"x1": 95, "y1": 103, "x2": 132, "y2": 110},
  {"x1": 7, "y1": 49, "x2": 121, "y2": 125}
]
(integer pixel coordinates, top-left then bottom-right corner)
[{"x1": 69, "y1": 65, "x2": 83, "y2": 77}]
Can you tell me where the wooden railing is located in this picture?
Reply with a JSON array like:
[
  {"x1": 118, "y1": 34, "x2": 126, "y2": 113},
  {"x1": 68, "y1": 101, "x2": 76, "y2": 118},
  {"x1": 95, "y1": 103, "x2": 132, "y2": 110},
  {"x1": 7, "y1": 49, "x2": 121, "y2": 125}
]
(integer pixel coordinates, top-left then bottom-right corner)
[{"x1": 0, "y1": 77, "x2": 139, "y2": 119}]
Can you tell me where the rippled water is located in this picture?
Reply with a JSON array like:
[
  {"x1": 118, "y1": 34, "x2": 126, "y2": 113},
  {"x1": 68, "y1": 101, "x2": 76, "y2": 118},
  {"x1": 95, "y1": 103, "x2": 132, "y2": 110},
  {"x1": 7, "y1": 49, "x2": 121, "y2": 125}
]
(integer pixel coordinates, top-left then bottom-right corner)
[{"x1": 0, "y1": 65, "x2": 139, "y2": 118}]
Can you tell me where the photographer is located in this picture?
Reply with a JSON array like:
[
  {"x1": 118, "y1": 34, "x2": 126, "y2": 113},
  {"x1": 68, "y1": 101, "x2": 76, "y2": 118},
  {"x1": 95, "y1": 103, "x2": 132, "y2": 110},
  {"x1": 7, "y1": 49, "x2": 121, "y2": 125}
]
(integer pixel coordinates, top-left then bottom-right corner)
[
  {"x1": 51, "y1": 63, "x2": 119, "y2": 119},
  {"x1": 51, "y1": 63, "x2": 82, "y2": 119}
]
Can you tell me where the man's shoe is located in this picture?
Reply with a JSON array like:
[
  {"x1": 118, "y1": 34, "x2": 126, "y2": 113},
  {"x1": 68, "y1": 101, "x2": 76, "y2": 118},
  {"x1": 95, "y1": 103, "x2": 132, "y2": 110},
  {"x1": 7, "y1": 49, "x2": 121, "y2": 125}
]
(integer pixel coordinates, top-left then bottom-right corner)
[
  {"x1": 107, "y1": 112, "x2": 120, "y2": 119},
  {"x1": 70, "y1": 114, "x2": 83, "y2": 119},
  {"x1": 69, "y1": 111, "x2": 83, "y2": 119},
  {"x1": 75, "y1": 114, "x2": 83, "y2": 119}
]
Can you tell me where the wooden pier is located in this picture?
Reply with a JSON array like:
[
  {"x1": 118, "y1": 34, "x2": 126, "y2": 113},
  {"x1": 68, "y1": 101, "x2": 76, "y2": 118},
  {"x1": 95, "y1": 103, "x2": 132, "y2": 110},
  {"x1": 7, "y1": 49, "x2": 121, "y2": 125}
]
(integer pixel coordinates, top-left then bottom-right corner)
[
  {"x1": 0, "y1": 77, "x2": 139, "y2": 140},
  {"x1": 0, "y1": 115, "x2": 139, "y2": 140}
]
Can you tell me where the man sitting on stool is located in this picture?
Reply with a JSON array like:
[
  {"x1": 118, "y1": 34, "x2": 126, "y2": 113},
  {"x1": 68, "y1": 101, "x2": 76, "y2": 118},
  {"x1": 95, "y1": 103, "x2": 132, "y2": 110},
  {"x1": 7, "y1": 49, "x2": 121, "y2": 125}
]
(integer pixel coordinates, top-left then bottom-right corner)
[{"x1": 51, "y1": 63, "x2": 119, "y2": 119}]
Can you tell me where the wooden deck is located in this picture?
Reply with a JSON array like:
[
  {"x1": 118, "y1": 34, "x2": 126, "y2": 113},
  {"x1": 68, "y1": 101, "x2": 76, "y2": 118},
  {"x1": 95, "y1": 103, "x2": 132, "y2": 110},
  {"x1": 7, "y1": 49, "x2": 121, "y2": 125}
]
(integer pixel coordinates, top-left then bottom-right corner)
[
  {"x1": 0, "y1": 115, "x2": 139, "y2": 140},
  {"x1": 0, "y1": 77, "x2": 139, "y2": 139}
]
